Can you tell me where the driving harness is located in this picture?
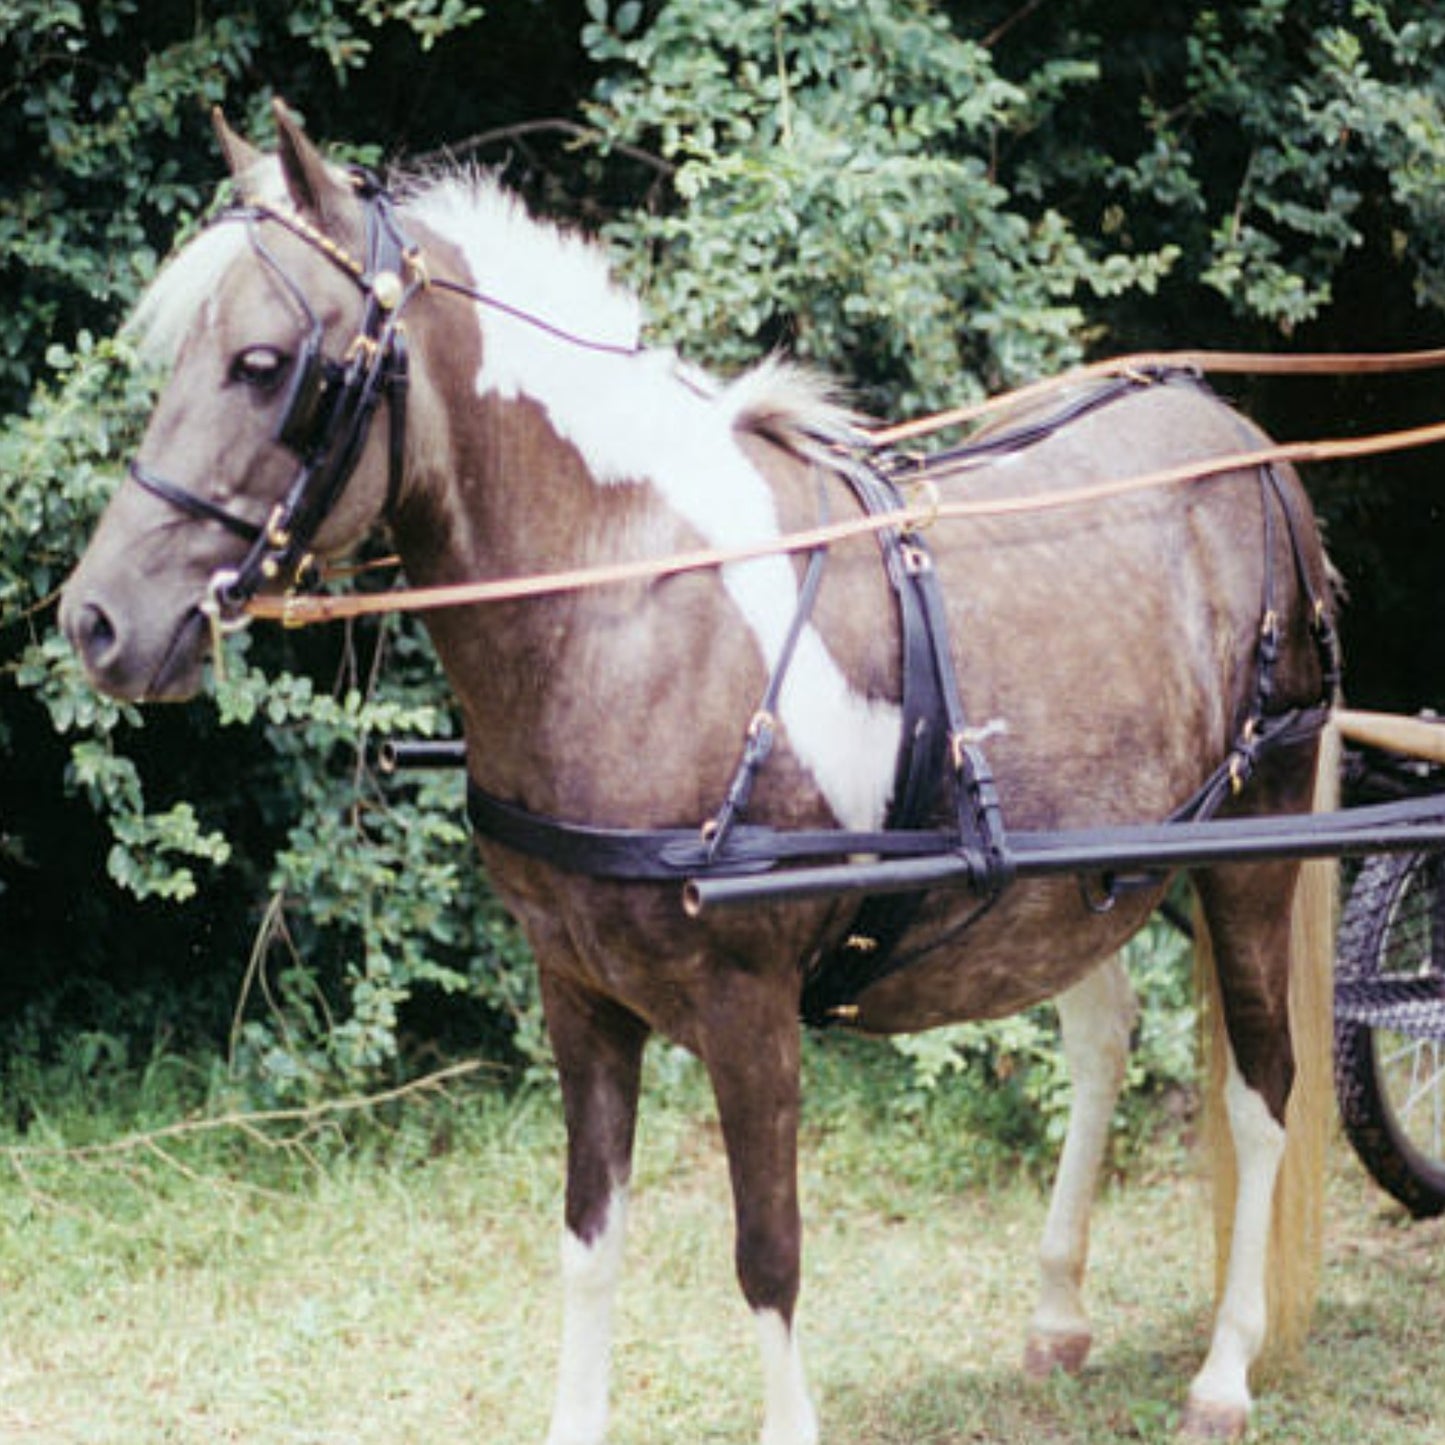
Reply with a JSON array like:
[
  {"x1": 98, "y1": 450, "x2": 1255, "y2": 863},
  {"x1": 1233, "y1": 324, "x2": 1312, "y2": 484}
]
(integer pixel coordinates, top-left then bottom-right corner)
[
  {"x1": 126, "y1": 176, "x2": 1341, "y2": 1028},
  {"x1": 465, "y1": 368, "x2": 1340, "y2": 1026}
]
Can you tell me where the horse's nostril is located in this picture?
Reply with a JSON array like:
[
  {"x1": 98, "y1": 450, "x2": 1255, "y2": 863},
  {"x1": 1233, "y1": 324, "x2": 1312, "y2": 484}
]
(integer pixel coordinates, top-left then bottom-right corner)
[{"x1": 72, "y1": 601, "x2": 119, "y2": 667}]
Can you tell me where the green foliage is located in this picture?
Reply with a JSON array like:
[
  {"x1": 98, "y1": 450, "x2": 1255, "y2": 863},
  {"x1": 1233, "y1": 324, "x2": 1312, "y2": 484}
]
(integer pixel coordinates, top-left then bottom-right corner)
[
  {"x1": 887, "y1": 913, "x2": 1197, "y2": 1172},
  {"x1": 584, "y1": 0, "x2": 1179, "y2": 411},
  {"x1": 1150, "y1": 2, "x2": 1445, "y2": 328},
  {"x1": 0, "y1": 0, "x2": 490, "y2": 410},
  {"x1": 214, "y1": 651, "x2": 541, "y2": 1101},
  {"x1": 4, "y1": 0, "x2": 1445, "y2": 1119}
]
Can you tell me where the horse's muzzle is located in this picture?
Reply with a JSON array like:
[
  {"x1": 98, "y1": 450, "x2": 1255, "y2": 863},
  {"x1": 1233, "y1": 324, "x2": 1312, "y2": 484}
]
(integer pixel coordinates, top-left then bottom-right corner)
[{"x1": 59, "y1": 588, "x2": 209, "y2": 702}]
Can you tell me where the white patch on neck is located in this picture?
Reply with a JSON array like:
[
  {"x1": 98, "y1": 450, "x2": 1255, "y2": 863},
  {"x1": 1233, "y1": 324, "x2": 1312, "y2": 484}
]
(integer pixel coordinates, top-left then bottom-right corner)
[{"x1": 407, "y1": 180, "x2": 900, "y2": 829}]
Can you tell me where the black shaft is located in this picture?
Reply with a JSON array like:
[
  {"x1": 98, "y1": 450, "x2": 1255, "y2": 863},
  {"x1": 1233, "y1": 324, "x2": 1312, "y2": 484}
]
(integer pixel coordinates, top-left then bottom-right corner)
[{"x1": 684, "y1": 794, "x2": 1445, "y2": 915}]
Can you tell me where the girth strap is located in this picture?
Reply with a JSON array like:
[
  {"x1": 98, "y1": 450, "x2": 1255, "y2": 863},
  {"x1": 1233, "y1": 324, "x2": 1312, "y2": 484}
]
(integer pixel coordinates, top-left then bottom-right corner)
[{"x1": 795, "y1": 450, "x2": 1009, "y2": 1025}]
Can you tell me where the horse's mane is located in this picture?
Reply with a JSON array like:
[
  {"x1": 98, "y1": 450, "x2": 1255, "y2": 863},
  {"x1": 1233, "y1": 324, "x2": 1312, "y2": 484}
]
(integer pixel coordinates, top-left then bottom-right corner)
[{"x1": 127, "y1": 161, "x2": 855, "y2": 456}]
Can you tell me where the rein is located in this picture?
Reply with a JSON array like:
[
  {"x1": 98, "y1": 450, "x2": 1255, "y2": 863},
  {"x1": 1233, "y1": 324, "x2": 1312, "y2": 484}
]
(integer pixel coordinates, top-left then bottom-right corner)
[
  {"x1": 869, "y1": 345, "x2": 1445, "y2": 446},
  {"x1": 126, "y1": 172, "x2": 1445, "y2": 631},
  {"x1": 246, "y1": 404, "x2": 1445, "y2": 626}
]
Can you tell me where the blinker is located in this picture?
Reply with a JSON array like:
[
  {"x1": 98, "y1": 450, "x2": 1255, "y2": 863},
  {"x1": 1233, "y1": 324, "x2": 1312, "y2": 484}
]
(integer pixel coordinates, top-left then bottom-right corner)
[{"x1": 275, "y1": 334, "x2": 346, "y2": 458}]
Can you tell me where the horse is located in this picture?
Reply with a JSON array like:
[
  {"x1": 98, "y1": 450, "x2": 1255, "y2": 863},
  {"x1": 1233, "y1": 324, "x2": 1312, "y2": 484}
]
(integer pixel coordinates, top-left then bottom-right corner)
[{"x1": 60, "y1": 101, "x2": 1340, "y2": 1444}]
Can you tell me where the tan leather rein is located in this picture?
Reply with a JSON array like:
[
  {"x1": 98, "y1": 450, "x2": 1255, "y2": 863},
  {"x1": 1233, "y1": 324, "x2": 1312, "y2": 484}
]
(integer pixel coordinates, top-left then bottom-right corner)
[{"x1": 245, "y1": 346, "x2": 1445, "y2": 627}]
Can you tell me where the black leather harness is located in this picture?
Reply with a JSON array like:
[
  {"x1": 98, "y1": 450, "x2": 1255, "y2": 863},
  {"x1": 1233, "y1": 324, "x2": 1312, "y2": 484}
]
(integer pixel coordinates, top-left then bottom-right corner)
[
  {"x1": 465, "y1": 369, "x2": 1341, "y2": 1026},
  {"x1": 124, "y1": 177, "x2": 1338, "y2": 1026}
]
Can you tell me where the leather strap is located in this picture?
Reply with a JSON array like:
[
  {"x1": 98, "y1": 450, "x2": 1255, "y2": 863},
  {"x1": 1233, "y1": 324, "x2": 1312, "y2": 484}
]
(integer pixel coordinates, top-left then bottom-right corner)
[
  {"x1": 129, "y1": 461, "x2": 264, "y2": 542},
  {"x1": 246, "y1": 411, "x2": 1445, "y2": 627}
]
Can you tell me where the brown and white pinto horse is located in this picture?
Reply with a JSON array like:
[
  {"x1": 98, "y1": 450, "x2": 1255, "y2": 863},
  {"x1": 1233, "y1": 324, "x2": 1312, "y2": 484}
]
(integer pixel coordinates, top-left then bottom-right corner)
[{"x1": 61, "y1": 104, "x2": 1338, "y2": 1443}]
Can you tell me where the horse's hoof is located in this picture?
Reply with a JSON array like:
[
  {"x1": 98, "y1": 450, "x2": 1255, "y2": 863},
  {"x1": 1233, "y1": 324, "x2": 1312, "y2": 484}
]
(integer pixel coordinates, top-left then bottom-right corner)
[
  {"x1": 1023, "y1": 1328, "x2": 1092, "y2": 1378},
  {"x1": 1177, "y1": 1397, "x2": 1249, "y2": 1441}
]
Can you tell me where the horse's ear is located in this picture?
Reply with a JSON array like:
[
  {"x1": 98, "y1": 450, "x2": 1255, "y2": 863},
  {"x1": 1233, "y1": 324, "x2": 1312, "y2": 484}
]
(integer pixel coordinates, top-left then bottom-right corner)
[
  {"x1": 212, "y1": 107, "x2": 266, "y2": 197},
  {"x1": 271, "y1": 97, "x2": 362, "y2": 243}
]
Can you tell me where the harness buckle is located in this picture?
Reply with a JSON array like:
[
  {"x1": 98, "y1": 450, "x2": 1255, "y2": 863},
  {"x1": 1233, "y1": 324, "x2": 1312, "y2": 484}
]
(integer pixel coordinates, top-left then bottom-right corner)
[
  {"x1": 902, "y1": 477, "x2": 940, "y2": 534},
  {"x1": 405, "y1": 247, "x2": 431, "y2": 290},
  {"x1": 1228, "y1": 753, "x2": 1246, "y2": 795},
  {"x1": 950, "y1": 719, "x2": 1009, "y2": 771},
  {"x1": 200, "y1": 568, "x2": 251, "y2": 633},
  {"x1": 265, "y1": 504, "x2": 292, "y2": 551},
  {"x1": 345, "y1": 333, "x2": 380, "y2": 367},
  {"x1": 747, "y1": 709, "x2": 777, "y2": 744},
  {"x1": 900, "y1": 540, "x2": 932, "y2": 577},
  {"x1": 199, "y1": 567, "x2": 252, "y2": 682}
]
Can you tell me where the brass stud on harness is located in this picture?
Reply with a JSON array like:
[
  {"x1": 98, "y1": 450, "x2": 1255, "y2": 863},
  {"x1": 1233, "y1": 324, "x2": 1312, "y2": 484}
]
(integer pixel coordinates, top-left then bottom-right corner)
[{"x1": 371, "y1": 270, "x2": 405, "y2": 311}]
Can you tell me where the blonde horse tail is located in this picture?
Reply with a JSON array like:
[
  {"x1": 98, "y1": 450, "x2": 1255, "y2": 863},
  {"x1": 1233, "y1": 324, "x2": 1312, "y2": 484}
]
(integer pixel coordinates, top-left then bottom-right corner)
[{"x1": 1196, "y1": 717, "x2": 1340, "y2": 1363}]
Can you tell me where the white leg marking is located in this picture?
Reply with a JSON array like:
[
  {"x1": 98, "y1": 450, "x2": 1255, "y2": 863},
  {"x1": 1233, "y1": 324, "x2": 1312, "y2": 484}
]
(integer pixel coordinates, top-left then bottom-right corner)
[
  {"x1": 755, "y1": 1309, "x2": 819, "y2": 1445},
  {"x1": 1026, "y1": 957, "x2": 1136, "y2": 1371},
  {"x1": 546, "y1": 1188, "x2": 629, "y2": 1445},
  {"x1": 1187, "y1": 1054, "x2": 1285, "y2": 1423}
]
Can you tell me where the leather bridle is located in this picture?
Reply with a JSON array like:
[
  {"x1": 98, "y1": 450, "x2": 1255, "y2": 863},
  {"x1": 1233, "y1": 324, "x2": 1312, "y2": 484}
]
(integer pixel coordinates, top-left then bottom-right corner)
[{"x1": 128, "y1": 171, "x2": 419, "y2": 627}]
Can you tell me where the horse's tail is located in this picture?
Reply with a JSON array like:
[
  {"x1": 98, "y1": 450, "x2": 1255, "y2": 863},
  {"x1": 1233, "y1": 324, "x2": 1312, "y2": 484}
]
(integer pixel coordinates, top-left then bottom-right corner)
[{"x1": 1196, "y1": 717, "x2": 1340, "y2": 1361}]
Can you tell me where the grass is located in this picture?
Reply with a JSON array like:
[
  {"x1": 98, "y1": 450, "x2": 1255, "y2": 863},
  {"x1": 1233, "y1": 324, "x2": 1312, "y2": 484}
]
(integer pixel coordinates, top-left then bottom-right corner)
[{"x1": 0, "y1": 1038, "x2": 1443, "y2": 1443}]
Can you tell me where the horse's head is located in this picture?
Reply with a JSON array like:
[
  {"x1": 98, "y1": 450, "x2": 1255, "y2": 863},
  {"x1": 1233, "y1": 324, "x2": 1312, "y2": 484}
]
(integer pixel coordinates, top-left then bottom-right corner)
[{"x1": 61, "y1": 102, "x2": 415, "y2": 701}]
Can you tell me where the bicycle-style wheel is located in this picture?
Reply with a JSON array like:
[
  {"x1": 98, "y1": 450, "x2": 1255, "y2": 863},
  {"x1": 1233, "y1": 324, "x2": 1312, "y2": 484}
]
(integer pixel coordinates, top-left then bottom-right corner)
[{"x1": 1334, "y1": 850, "x2": 1445, "y2": 1218}]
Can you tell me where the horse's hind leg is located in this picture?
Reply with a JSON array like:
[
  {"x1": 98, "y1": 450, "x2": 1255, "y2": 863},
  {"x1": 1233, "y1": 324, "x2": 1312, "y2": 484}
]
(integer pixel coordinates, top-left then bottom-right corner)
[
  {"x1": 1024, "y1": 953, "x2": 1137, "y2": 1378},
  {"x1": 539, "y1": 969, "x2": 650, "y2": 1445},
  {"x1": 1182, "y1": 858, "x2": 1323, "y2": 1442}
]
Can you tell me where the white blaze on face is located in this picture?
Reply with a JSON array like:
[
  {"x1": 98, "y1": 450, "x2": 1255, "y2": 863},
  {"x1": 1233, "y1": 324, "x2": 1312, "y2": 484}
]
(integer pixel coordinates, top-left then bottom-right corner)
[{"x1": 408, "y1": 180, "x2": 901, "y2": 830}]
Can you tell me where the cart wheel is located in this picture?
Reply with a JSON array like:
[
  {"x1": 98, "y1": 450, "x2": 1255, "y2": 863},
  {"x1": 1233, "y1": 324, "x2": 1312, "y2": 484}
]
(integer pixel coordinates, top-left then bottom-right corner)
[{"x1": 1334, "y1": 851, "x2": 1445, "y2": 1218}]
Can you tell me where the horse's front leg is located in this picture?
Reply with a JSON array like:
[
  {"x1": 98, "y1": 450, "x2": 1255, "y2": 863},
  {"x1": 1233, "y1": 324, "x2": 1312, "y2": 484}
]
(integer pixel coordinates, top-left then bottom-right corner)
[
  {"x1": 1025, "y1": 953, "x2": 1137, "y2": 1378},
  {"x1": 539, "y1": 968, "x2": 650, "y2": 1445},
  {"x1": 699, "y1": 970, "x2": 819, "y2": 1445}
]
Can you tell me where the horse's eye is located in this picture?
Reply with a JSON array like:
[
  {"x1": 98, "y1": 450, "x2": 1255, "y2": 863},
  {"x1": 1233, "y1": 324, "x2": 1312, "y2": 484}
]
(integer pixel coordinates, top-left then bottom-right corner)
[{"x1": 230, "y1": 346, "x2": 290, "y2": 392}]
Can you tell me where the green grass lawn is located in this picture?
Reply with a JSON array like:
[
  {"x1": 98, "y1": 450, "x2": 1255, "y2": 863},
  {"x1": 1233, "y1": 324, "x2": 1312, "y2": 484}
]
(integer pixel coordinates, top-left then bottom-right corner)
[{"x1": 0, "y1": 1039, "x2": 1442, "y2": 1443}]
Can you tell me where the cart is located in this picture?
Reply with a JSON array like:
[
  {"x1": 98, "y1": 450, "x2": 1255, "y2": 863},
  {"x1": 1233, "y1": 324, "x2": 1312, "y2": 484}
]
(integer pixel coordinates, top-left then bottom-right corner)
[{"x1": 1334, "y1": 712, "x2": 1445, "y2": 1217}]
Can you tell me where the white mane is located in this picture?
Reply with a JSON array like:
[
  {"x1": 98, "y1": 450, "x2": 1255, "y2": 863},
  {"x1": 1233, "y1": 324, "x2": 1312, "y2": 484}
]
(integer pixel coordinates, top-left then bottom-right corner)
[
  {"x1": 128, "y1": 161, "x2": 854, "y2": 443},
  {"x1": 402, "y1": 172, "x2": 644, "y2": 351},
  {"x1": 403, "y1": 171, "x2": 859, "y2": 442}
]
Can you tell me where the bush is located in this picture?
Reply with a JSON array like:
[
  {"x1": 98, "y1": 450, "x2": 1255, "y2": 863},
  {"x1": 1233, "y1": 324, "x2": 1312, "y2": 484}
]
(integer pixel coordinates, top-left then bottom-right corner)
[{"x1": 5, "y1": 0, "x2": 1445, "y2": 1114}]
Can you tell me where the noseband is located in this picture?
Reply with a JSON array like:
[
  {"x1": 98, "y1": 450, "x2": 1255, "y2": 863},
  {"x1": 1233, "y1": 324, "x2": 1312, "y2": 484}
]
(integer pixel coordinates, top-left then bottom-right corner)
[{"x1": 128, "y1": 171, "x2": 419, "y2": 624}]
